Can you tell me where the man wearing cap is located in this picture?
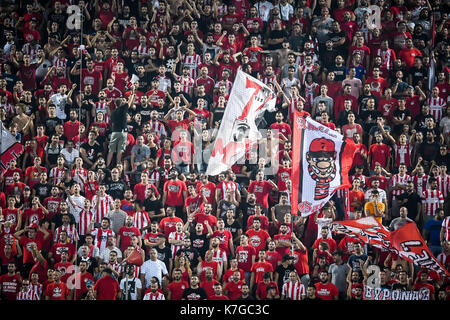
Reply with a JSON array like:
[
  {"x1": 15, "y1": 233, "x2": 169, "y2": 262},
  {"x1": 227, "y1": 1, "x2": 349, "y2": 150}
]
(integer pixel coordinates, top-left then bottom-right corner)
[
  {"x1": 274, "y1": 254, "x2": 296, "y2": 292},
  {"x1": 306, "y1": 138, "x2": 337, "y2": 200}
]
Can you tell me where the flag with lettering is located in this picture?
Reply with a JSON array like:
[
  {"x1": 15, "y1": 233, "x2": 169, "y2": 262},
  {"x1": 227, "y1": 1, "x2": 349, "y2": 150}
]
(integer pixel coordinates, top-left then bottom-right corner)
[
  {"x1": 0, "y1": 121, "x2": 24, "y2": 176},
  {"x1": 206, "y1": 69, "x2": 276, "y2": 176},
  {"x1": 390, "y1": 222, "x2": 450, "y2": 277},
  {"x1": 330, "y1": 216, "x2": 392, "y2": 249},
  {"x1": 291, "y1": 114, "x2": 357, "y2": 217}
]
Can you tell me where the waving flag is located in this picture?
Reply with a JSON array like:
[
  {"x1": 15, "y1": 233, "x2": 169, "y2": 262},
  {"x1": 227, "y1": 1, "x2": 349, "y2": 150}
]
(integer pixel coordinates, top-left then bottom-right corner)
[
  {"x1": 330, "y1": 217, "x2": 392, "y2": 249},
  {"x1": 206, "y1": 69, "x2": 276, "y2": 176},
  {"x1": 1, "y1": 121, "x2": 24, "y2": 176},
  {"x1": 291, "y1": 114, "x2": 356, "y2": 216},
  {"x1": 390, "y1": 222, "x2": 450, "y2": 277}
]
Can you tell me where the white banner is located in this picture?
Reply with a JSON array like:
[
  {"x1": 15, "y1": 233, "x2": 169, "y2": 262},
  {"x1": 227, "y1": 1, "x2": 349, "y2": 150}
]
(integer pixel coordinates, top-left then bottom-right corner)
[
  {"x1": 206, "y1": 69, "x2": 276, "y2": 176},
  {"x1": 0, "y1": 121, "x2": 24, "y2": 176},
  {"x1": 292, "y1": 116, "x2": 356, "y2": 216},
  {"x1": 363, "y1": 286, "x2": 430, "y2": 300}
]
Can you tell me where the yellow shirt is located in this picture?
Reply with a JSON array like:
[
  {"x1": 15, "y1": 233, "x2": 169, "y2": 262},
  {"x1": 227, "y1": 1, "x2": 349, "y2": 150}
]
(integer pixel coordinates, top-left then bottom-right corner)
[{"x1": 364, "y1": 201, "x2": 385, "y2": 224}]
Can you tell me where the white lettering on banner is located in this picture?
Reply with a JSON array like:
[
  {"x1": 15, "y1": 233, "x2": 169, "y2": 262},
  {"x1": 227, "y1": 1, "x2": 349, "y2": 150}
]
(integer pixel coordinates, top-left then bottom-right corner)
[
  {"x1": 66, "y1": 5, "x2": 81, "y2": 30},
  {"x1": 364, "y1": 287, "x2": 430, "y2": 300},
  {"x1": 395, "y1": 241, "x2": 446, "y2": 275}
]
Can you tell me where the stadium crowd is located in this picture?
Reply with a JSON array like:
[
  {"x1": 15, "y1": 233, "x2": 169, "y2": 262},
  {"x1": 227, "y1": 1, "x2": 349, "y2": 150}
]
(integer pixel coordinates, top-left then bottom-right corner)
[{"x1": 0, "y1": 0, "x2": 449, "y2": 301}]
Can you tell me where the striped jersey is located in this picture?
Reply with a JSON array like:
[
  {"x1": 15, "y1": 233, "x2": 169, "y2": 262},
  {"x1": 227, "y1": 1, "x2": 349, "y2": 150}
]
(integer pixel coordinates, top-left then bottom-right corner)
[
  {"x1": 282, "y1": 281, "x2": 306, "y2": 300},
  {"x1": 91, "y1": 228, "x2": 115, "y2": 251},
  {"x1": 168, "y1": 231, "x2": 187, "y2": 259},
  {"x1": 49, "y1": 167, "x2": 66, "y2": 186},
  {"x1": 30, "y1": 282, "x2": 43, "y2": 299},
  {"x1": 54, "y1": 224, "x2": 80, "y2": 243},
  {"x1": 133, "y1": 210, "x2": 150, "y2": 237},
  {"x1": 176, "y1": 75, "x2": 195, "y2": 96},
  {"x1": 412, "y1": 174, "x2": 428, "y2": 196},
  {"x1": 421, "y1": 189, "x2": 444, "y2": 216},
  {"x1": 17, "y1": 289, "x2": 40, "y2": 300},
  {"x1": 426, "y1": 96, "x2": 446, "y2": 123},
  {"x1": 143, "y1": 289, "x2": 165, "y2": 300},
  {"x1": 391, "y1": 174, "x2": 412, "y2": 200},
  {"x1": 92, "y1": 194, "x2": 114, "y2": 224},
  {"x1": 182, "y1": 53, "x2": 202, "y2": 80},
  {"x1": 442, "y1": 216, "x2": 450, "y2": 241},
  {"x1": 79, "y1": 208, "x2": 95, "y2": 236},
  {"x1": 436, "y1": 175, "x2": 450, "y2": 198}
]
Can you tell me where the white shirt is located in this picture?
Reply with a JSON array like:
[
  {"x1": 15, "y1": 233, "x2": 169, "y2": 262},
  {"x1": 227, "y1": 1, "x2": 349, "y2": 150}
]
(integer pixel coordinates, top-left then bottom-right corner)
[
  {"x1": 120, "y1": 277, "x2": 142, "y2": 300},
  {"x1": 141, "y1": 259, "x2": 168, "y2": 288},
  {"x1": 67, "y1": 195, "x2": 86, "y2": 224},
  {"x1": 60, "y1": 148, "x2": 80, "y2": 165}
]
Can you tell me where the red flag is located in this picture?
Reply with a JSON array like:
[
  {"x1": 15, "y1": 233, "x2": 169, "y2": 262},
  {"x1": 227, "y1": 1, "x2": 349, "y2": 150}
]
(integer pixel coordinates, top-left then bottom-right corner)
[
  {"x1": 390, "y1": 222, "x2": 450, "y2": 277},
  {"x1": 291, "y1": 114, "x2": 356, "y2": 217},
  {"x1": 330, "y1": 216, "x2": 391, "y2": 249},
  {"x1": 125, "y1": 249, "x2": 143, "y2": 266}
]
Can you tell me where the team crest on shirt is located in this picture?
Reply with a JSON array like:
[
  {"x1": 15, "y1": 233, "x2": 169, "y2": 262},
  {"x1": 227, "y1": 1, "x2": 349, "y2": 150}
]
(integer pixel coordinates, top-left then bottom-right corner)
[
  {"x1": 249, "y1": 235, "x2": 261, "y2": 247},
  {"x1": 53, "y1": 287, "x2": 62, "y2": 297}
]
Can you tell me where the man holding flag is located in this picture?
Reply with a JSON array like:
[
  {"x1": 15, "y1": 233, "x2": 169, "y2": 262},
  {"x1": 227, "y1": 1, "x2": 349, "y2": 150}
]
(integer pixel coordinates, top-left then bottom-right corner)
[{"x1": 205, "y1": 69, "x2": 276, "y2": 176}]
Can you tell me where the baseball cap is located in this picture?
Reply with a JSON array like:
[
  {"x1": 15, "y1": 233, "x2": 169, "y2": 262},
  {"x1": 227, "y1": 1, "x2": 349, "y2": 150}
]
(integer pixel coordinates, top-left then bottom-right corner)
[
  {"x1": 282, "y1": 254, "x2": 294, "y2": 261},
  {"x1": 309, "y1": 138, "x2": 335, "y2": 153}
]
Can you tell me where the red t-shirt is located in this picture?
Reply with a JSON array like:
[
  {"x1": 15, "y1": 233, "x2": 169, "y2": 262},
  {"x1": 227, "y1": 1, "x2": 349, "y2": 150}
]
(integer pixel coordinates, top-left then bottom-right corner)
[
  {"x1": 163, "y1": 180, "x2": 187, "y2": 206},
  {"x1": 211, "y1": 230, "x2": 233, "y2": 256},
  {"x1": 315, "y1": 282, "x2": 339, "y2": 300},
  {"x1": 45, "y1": 281, "x2": 70, "y2": 300},
  {"x1": 168, "y1": 280, "x2": 189, "y2": 300},
  {"x1": 117, "y1": 226, "x2": 141, "y2": 252},
  {"x1": 251, "y1": 261, "x2": 274, "y2": 284},
  {"x1": 265, "y1": 250, "x2": 281, "y2": 270},
  {"x1": 368, "y1": 143, "x2": 391, "y2": 170},
  {"x1": 235, "y1": 245, "x2": 257, "y2": 272},
  {"x1": 93, "y1": 275, "x2": 120, "y2": 300},
  {"x1": 159, "y1": 217, "x2": 184, "y2": 239},
  {"x1": 247, "y1": 214, "x2": 270, "y2": 231},
  {"x1": 0, "y1": 274, "x2": 20, "y2": 300},
  {"x1": 193, "y1": 213, "x2": 217, "y2": 234},
  {"x1": 200, "y1": 279, "x2": 220, "y2": 299},
  {"x1": 256, "y1": 280, "x2": 278, "y2": 300},
  {"x1": 248, "y1": 180, "x2": 274, "y2": 208},
  {"x1": 246, "y1": 229, "x2": 270, "y2": 254},
  {"x1": 224, "y1": 280, "x2": 245, "y2": 300},
  {"x1": 20, "y1": 236, "x2": 42, "y2": 264}
]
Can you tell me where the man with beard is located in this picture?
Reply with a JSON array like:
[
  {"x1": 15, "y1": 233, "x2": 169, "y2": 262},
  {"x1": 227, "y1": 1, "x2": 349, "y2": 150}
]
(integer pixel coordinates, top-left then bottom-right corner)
[
  {"x1": 315, "y1": 270, "x2": 338, "y2": 300},
  {"x1": 239, "y1": 193, "x2": 257, "y2": 232},
  {"x1": 189, "y1": 222, "x2": 213, "y2": 260},
  {"x1": 76, "y1": 245, "x2": 98, "y2": 275},
  {"x1": 107, "y1": 168, "x2": 127, "y2": 200},
  {"x1": 117, "y1": 215, "x2": 141, "y2": 253},
  {"x1": 167, "y1": 268, "x2": 189, "y2": 300},
  {"x1": 120, "y1": 264, "x2": 142, "y2": 300},
  {"x1": 235, "y1": 234, "x2": 257, "y2": 284},
  {"x1": 182, "y1": 275, "x2": 207, "y2": 300},
  {"x1": 70, "y1": 260, "x2": 95, "y2": 300},
  {"x1": 175, "y1": 238, "x2": 201, "y2": 270}
]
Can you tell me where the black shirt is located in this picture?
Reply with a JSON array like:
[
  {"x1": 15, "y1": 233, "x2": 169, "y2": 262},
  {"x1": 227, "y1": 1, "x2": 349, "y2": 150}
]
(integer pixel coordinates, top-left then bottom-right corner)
[
  {"x1": 275, "y1": 263, "x2": 296, "y2": 291},
  {"x1": 80, "y1": 141, "x2": 103, "y2": 163},
  {"x1": 32, "y1": 183, "x2": 52, "y2": 202},
  {"x1": 190, "y1": 233, "x2": 210, "y2": 259},
  {"x1": 143, "y1": 198, "x2": 164, "y2": 223},
  {"x1": 418, "y1": 141, "x2": 440, "y2": 161},
  {"x1": 155, "y1": 245, "x2": 172, "y2": 272},
  {"x1": 182, "y1": 287, "x2": 208, "y2": 300},
  {"x1": 176, "y1": 247, "x2": 201, "y2": 270},
  {"x1": 107, "y1": 180, "x2": 127, "y2": 200},
  {"x1": 396, "y1": 191, "x2": 421, "y2": 220},
  {"x1": 111, "y1": 103, "x2": 129, "y2": 132}
]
